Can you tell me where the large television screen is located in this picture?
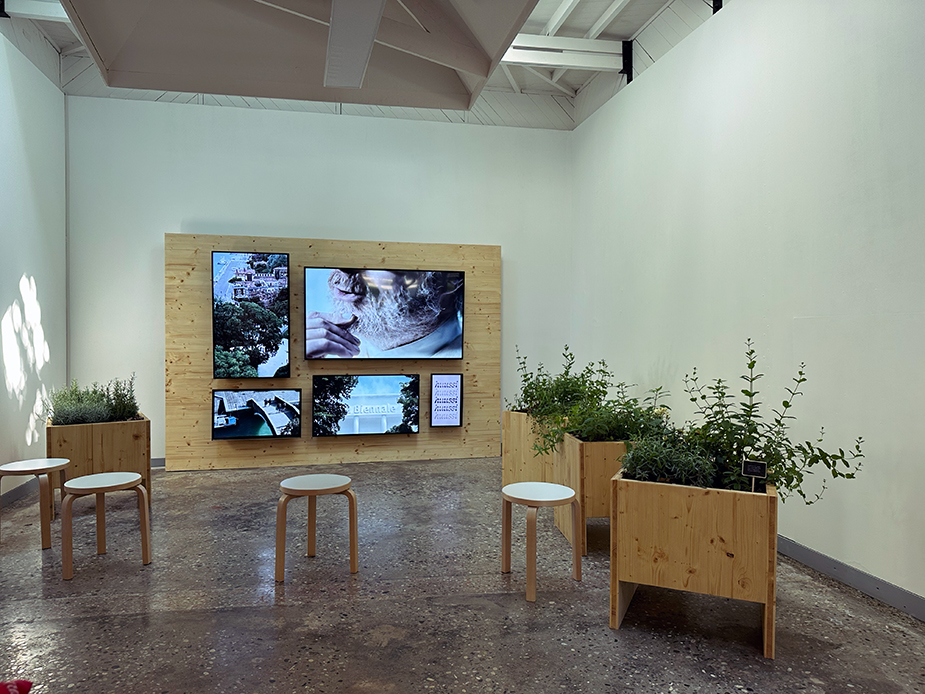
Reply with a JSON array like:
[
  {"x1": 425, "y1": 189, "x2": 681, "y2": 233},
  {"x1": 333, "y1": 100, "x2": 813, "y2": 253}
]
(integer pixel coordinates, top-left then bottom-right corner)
[
  {"x1": 304, "y1": 268, "x2": 463, "y2": 359},
  {"x1": 212, "y1": 389, "x2": 301, "y2": 439},
  {"x1": 312, "y1": 374, "x2": 419, "y2": 436},
  {"x1": 213, "y1": 252, "x2": 290, "y2": 378}
]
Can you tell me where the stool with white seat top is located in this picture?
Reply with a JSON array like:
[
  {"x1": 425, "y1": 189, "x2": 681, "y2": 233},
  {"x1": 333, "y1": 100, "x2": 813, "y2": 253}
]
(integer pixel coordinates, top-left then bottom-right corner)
[
  {"x1": 0, "y1": 457, "x2": 70, "y2": 549},
  {"x1": 502, "y1": 481, "x2": 582, "y2": 602},
  {"x1": 61, "y1": 471, "x2": 151, "y2": 580},
  {"x1": 275, "y1": 473, "x2": 358, "y2": 582}
]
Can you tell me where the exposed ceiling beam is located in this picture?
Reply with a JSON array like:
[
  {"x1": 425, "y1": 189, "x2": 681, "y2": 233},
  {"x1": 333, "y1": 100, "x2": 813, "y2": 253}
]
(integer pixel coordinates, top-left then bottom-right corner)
[
  {"x1": 523, "y1": 66, "x2": 575, "y2": 97},
  {"x1": 255, "y1": 0, "x2": 490, "y2": 78},
  {"x1": 61, "y1": 41, "x2": 87, "y2": 56},
  {"x1": 586, "y1": 0, "x2": 633, "y2": 40},
  {"x1": 4, "y1": 0, "x2": 70, "y2": 23},
  {"x1": 500, "y1": 63, "x2": 520, "y2": 93},
  {"x1": 324, "y1": 0, "x2": 387, "y2": 88},
  {"x1": 542, "y1": 0, "x2": 580, "y2": 36},
  {"x1": 502, "y1": 34, "x2": 622, "y2": 72},
  {"x1": 551, "y1": 0, "x2": 633, "y2": 82}
]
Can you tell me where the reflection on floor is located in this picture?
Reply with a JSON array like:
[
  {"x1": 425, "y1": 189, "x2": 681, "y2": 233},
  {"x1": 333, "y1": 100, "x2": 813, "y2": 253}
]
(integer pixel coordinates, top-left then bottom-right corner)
[{"x1": 1, "y1": 457, "x2": 923, "y2": 693}]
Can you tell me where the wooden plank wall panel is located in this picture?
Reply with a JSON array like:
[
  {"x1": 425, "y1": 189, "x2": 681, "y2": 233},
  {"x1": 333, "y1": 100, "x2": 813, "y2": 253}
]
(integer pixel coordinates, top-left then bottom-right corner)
[
  {"x1": 613, "y1": 478, "x2": 772, "y2": 604},
  {"x1": 165, "y1": 233, "x2": 501, "y2": 471}
]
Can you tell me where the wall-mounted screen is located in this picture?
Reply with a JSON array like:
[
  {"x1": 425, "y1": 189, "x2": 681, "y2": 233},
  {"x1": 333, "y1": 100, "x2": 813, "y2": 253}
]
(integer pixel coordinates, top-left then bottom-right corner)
[
  {"x1": 431, "y1": 373, "x2": 463, "y2": 427},
  {"x1": 213, "y1": 252, "x2": 290, "y2": 378},
  {"x1": 212, "y1": 389, "x2": 301, "y2": 439},
  {"x1": 304, "y1": 268, "x2": 463, "y2": 359},
  {"x1": 312, "y1": 374, "x2": 420, "y2": 436}
]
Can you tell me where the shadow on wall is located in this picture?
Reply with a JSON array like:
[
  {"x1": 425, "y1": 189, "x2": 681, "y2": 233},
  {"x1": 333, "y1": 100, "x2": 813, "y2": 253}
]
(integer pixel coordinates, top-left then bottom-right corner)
[{"x1": 1, "y1": 274, "x2": 51, "y2": 447}]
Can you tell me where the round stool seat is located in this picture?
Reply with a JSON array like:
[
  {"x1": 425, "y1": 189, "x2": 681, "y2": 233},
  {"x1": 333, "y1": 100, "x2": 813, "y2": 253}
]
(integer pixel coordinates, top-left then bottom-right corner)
[
  {"x1": 502, "y1": 481, "x2": 576, "y2": 507},
  {"x1": 0, "y1": 458, "x2": 70, "y2": 475},
  {"x1": 0, "y1": 457, "x2": 71, "y2": 550},
  {"x1": 280, "y1": 474, "x2": 351, "y2": 496},
  {"x1": 60, "y1": 472, "x2": 150, "y2": 580},
  {"x1": 501, "y1": 481, "x2": 582, "y2": 602},
  {"x1": 65, "y1": 472, "x2": 142, "y2": 494}
]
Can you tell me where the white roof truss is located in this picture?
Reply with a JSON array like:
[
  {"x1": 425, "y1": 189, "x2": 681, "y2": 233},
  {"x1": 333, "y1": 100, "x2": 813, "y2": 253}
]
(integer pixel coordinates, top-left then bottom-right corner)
[
  {"x1": 4, "y1": 0, "x2": 69, "y2": 23},
  {"x1": 503, "y1": 33, "x2": 622, "y2": 73}
]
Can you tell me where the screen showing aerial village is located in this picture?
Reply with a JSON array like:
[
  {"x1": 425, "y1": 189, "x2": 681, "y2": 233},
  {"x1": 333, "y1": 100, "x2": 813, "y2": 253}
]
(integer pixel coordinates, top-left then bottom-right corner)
[{"x1": 212, "y1": 252, "x2": 289, "y2": 378}]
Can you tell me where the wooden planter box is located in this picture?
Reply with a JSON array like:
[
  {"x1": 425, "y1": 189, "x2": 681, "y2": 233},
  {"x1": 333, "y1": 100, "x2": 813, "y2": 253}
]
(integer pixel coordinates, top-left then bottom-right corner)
[
  {"x1": 46, "y1": 415, "x2": 152, "y2": 498},
  {"x1": 610, "y1": 472, "x2": 778, "y2": 658},
  {"x1": 502, "y1": 410, "x2": 627, "y2": 555}
]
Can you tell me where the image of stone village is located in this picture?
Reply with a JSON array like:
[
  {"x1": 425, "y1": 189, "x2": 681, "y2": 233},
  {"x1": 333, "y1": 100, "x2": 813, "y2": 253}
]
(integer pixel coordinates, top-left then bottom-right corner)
[{"x1": 212, "y1": 252, "x2": 289, "y2": 379}]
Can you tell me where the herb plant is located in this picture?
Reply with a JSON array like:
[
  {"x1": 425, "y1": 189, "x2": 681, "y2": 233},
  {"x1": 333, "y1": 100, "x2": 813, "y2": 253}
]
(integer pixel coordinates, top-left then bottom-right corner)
[
  {"x1": 621, "y1": 431, "x2": 716, "y2": 488},
  {"x1": 45, "y1": 375, "x2": 140, "y2": 425},
  {"x1": 509, "y1": 346, "x2": 670, "y2": 455},
  {"x1": 623, "y1": 339, "x2": 864, "y2": 503}
]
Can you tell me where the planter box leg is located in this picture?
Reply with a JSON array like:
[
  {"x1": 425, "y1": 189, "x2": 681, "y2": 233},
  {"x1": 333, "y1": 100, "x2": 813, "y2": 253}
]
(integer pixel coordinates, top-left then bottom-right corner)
[
  {"x1": 763, "y1": 598, "x2": 776, "y2": 658},
  {"x1": 610, "y1": 580, "x2": 638, "y2": 629}
]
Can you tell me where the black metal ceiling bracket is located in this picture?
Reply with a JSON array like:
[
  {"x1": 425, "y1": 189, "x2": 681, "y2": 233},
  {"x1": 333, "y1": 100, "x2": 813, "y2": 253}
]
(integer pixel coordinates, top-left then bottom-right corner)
[
  {"x1": 0, "y1": 1, "x2": 10, "y2": 19},
  {"x1": 621, "y1": 40, "x2": 633, "y2": 84},
  {"x1": 713, "y1": 0, "x2": 723, "y2": 14}
]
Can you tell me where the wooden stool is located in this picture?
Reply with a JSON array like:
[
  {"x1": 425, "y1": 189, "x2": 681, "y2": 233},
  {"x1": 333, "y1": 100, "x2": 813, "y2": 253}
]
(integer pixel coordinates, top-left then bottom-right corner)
[
  {"x1": 61, "y1": 472, "x2": 152, "y2": 580},
  {"x1": 502, "y1": 481, "x2": 582, "y2": 602},
  {"x1": 0, "y1": 458, "x2": 70, "y2": 549},
  {"x1": 275, "y1": 474, "x2": 358, "y2": 582}
]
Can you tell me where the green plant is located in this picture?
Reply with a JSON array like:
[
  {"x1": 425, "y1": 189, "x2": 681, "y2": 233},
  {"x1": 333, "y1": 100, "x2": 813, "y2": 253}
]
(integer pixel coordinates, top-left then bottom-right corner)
[
  {"x1": 508, "y1": 346, "x2": 670, "y2": 455},
  {"x1": 557, "y1": 384, "x2": 671, "y2": 447},
  {"x1": 509, "y1": 345, "x2": 611, "y2": 419},
  {"x1": 45, "y1": 375, "x2": 140, "y2": 425},
  {"x1": 621, "y1": 431, "x2": 716, "y2": 488},
  {"x1": 680, "y1": 339, "x2": 863, "y2": 503}
]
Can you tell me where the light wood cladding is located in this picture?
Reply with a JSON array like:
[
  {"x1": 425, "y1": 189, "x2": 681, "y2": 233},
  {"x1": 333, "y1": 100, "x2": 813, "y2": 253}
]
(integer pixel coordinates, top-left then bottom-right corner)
[
  {"x1": 611, "y1": 473, "x2": 778, "y2": 658},
  {"x1": 46, "y1": 416, "x2": 152, "y2": 496},
  {"x1": 165, "y1": 234, "x2": 501, "y2": 471}
]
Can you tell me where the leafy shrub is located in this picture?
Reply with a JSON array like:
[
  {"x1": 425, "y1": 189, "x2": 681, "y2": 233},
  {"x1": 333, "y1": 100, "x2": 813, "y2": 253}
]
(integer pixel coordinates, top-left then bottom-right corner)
[
  {"x1": 509, "y1": 345, "x2": 610, "y2": 420},
  {"x1": 509, "y1": 346, "x2": 669, "y2": 455},
  {"x1": 46, "y1": 375, "x2": 140, "y2": 425},
  {"x1": 565, "y1": 384, "x2": 671, "y2": 444},
  {"x1": 621, "y1": 433, "x2": 716, "y2": 488},
  {"x1": 681, "y1": 339, "x2": 863, "y2": 503}
]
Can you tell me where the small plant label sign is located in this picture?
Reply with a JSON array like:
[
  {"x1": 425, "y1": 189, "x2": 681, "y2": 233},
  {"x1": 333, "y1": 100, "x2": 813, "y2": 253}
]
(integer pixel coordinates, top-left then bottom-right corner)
[{"x1": 742, "y1": 458, "x2": 768, "y2": 479}]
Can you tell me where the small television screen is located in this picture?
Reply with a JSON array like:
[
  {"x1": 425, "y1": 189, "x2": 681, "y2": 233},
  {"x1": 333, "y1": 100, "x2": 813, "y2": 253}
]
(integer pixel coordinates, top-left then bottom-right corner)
[
  {"x1": 312, "y1": 374, "x2": 419, "y2": 436},
  {"x1": 304, "y1": 268, "x2": 463, "y2": 359},
  {"x1": 430, "y1": 373, "x2": 463, "y2": 427},
  {"x1": 213, "y1": 251, "x2": 290, "y2": 378},
  {"x1": 212, "y1": 389, "x2": 301, "y2": 439}
]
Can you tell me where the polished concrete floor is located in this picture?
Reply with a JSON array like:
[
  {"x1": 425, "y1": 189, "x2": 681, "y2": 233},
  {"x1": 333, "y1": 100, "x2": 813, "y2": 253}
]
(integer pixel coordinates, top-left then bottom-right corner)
[{"x1": 1, "y1": 457, "x2": 923, "y2": 693}]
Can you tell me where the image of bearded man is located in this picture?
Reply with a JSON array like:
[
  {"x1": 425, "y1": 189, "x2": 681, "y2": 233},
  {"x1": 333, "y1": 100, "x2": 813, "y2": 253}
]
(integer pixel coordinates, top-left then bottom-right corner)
[{"x1": 304, "y1": 268, "x2": 463, "y2": 359}]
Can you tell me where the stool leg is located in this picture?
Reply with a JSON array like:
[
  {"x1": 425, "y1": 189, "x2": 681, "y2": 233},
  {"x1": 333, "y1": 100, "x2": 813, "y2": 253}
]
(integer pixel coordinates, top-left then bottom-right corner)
[
  {"x1": 526, "y1": 506, "x2": 538, "y2": 602},
  {"x1": 135, "y1": 485, "x2": 152, "y2": 565},
  {"x1": 38, "y1": 473, "x2": 52, "y2": 550},
  {"x1": 275, "y1": 494, "x2": 292, "y2": 582},
  {"x1": 501, "y1": 498, "x2": 512, "y2": 574},
  {"x1": 570, "y1": 498, "x2": 582, "y2": 581},
  {"x1": 306, "y1": 495, "x2": 317, "y2": 557},
  {"x1": 96, "y1": 492, "x2": 107, "y2": 555},
  {"x1": 0, "y1": 473, "x2": 4, "y2": 543},
  {"x1": 58, "y1": 468, "x2": 68, "y2": 510},
  {"x1": 343, "y1": 489, "x2": 358, "y2": 574},
  {"x1": 62, "y1": 493, "x2": 76, "y2": 580}
]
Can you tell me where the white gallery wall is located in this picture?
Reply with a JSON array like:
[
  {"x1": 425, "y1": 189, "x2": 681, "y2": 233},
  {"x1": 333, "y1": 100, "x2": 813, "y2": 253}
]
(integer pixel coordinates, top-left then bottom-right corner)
[
  {"x1": 570, "y1": 0, "x2": 925, "y2": 598},
  {"x1": 0, "y1": 32, "x2": 66, "y2": 495},
  {"x1": 65, "y1": 96, "x2": 573, "y2": 458},
  {"x1": 24, "y1": 0, "x2": 924, "y2": 601}
]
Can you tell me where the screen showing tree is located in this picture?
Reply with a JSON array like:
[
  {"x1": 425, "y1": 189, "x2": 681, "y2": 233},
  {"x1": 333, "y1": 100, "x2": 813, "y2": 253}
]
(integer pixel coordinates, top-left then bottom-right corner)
[
  {"x1": 312, "y1": 374, "x2": 420, "y2": 436},
  {"x1": 304, "y1": 268, "x2": 463, "y2": 359},
  {"x1": 213, "y1": 252, "x2": 289, "y2": 378}
]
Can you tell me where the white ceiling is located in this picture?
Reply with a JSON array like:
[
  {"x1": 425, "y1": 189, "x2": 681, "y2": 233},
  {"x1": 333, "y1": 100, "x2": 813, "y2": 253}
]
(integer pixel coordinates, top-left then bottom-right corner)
[{"x1": 3, "y1": 0, "x2": 722, "y2": 129}]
